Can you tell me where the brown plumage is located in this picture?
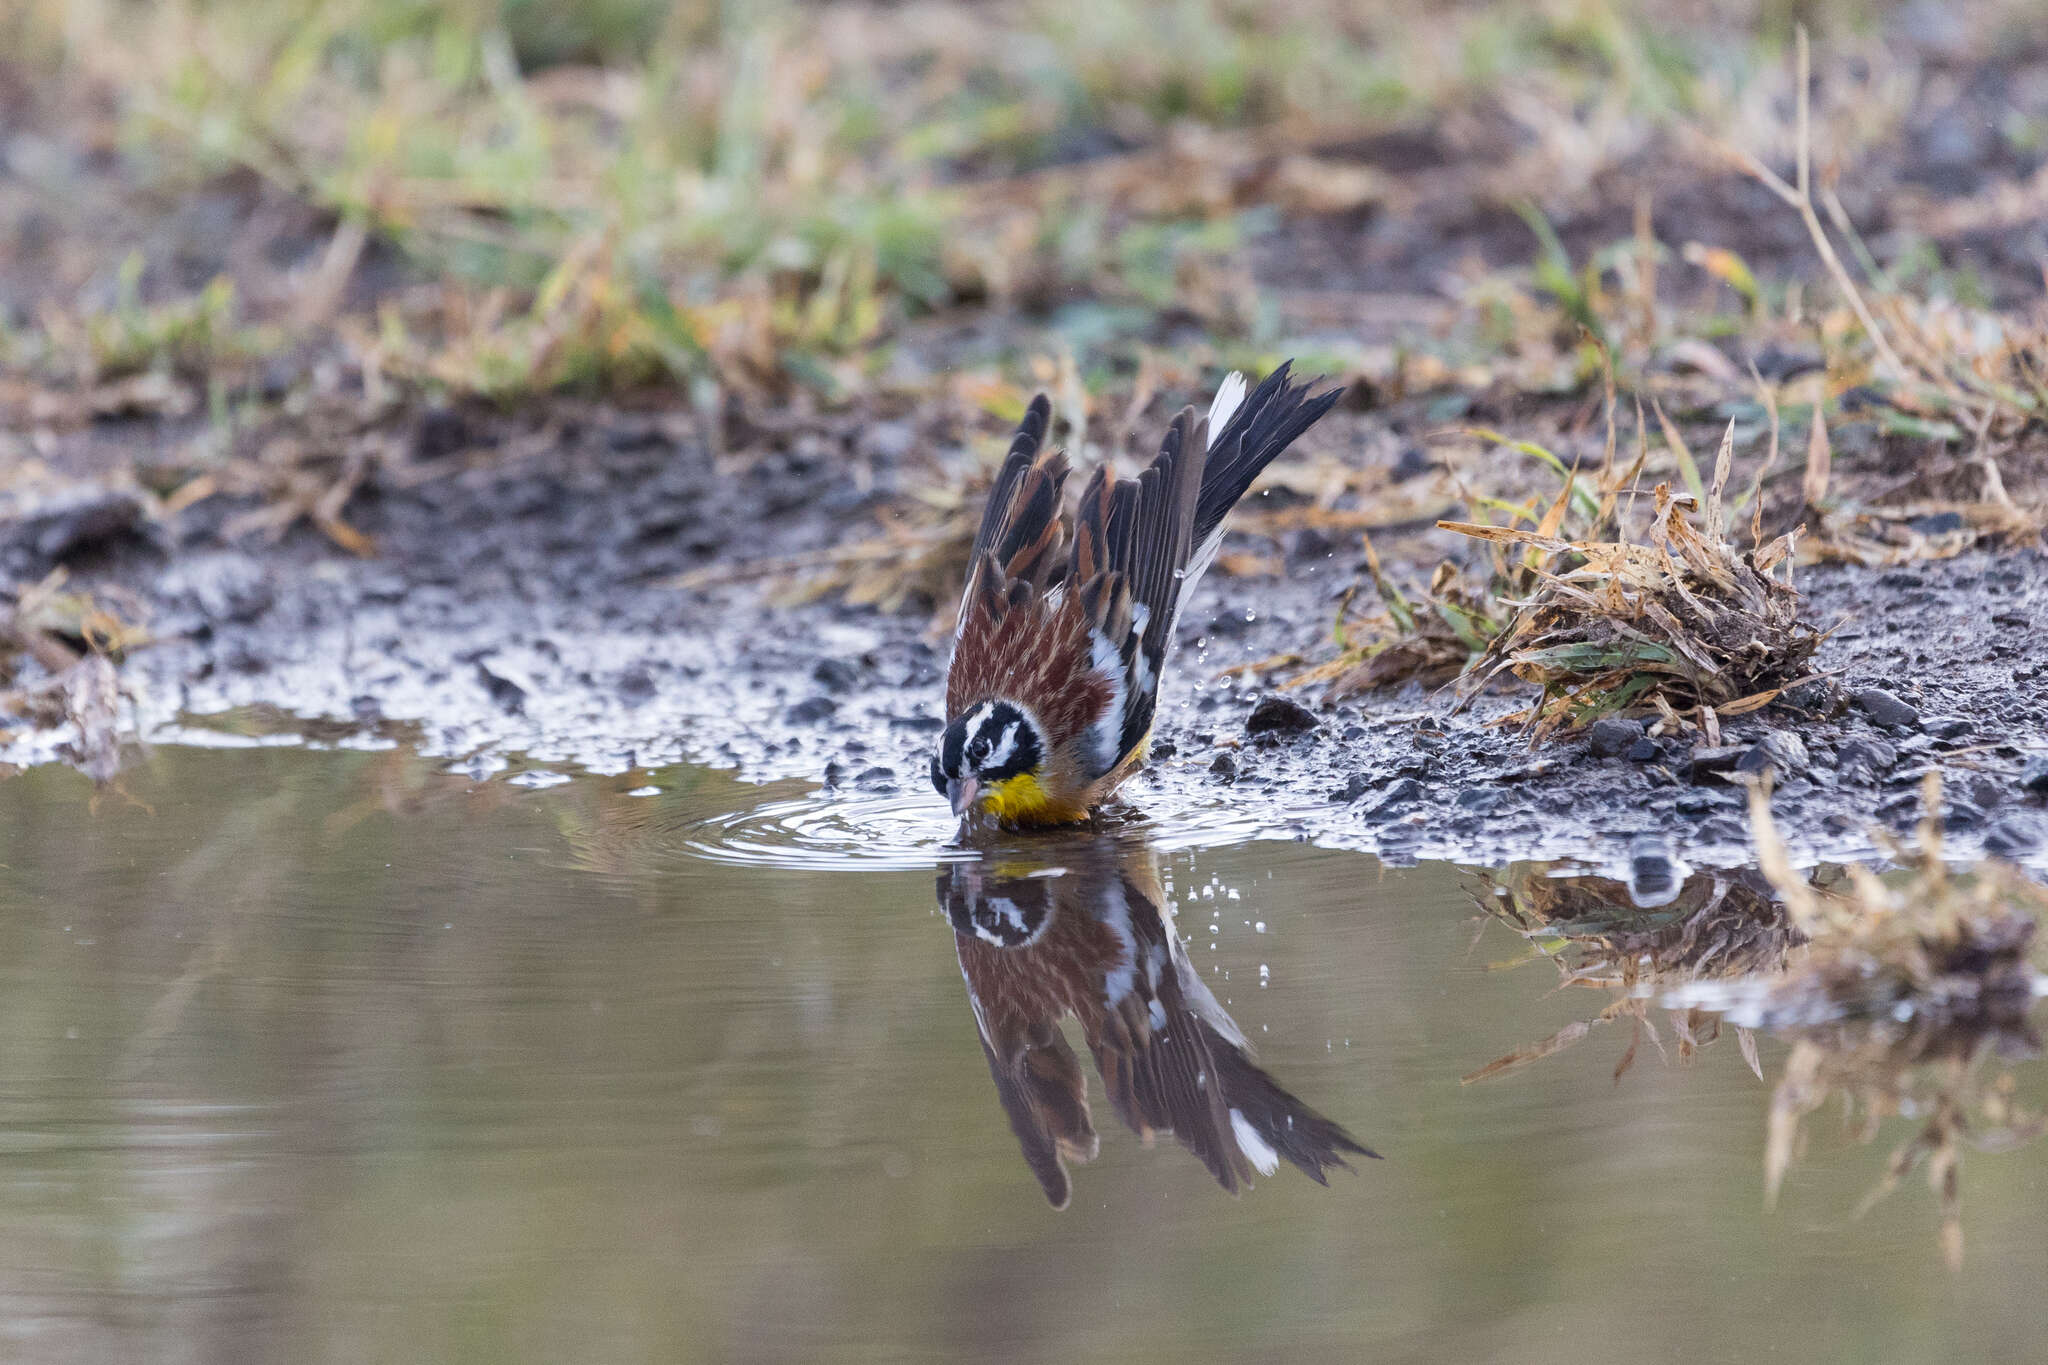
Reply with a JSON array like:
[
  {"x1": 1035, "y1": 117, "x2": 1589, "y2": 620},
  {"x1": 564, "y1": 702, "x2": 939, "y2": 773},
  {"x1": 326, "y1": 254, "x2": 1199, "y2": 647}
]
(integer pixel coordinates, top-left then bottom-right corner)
[
  {"x1": 939, "y1": 835, "x2": 1376, "y2": 1207},
  {"x1": 933, "y1": 364, "x2": 1342, "y2": 826}
]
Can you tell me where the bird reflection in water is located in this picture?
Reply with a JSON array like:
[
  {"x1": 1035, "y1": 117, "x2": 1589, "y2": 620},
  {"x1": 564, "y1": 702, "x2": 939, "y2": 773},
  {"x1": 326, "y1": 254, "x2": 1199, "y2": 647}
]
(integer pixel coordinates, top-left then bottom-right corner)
[{"x1": 937, "y1": 833, "x2": 1374, "y2": 1207}]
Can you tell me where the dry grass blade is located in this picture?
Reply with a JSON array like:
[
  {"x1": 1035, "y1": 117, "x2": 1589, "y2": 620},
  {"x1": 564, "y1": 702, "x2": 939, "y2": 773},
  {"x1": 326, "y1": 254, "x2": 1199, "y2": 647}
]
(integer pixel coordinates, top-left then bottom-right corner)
[
  {"x1": 1803, "y1": 403, "x2": 1833, "y2": 512},
  {"x1": 1445, "y1": 481, "x2": 1823, "y2": 738}
]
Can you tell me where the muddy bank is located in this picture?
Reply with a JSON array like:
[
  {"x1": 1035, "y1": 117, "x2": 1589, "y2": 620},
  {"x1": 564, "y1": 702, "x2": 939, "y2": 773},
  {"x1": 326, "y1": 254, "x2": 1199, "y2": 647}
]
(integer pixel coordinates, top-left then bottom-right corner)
[{"x1": 6, "y1": 414, "x2": 2045, "y2": 876}]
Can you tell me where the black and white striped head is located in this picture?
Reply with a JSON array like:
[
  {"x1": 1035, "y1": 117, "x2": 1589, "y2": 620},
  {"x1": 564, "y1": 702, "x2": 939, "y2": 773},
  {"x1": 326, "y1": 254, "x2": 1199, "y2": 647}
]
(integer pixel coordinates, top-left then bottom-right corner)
[
  {"x1": 940, "y1": 861, "x2": 1056, "y2": 948},
  {"x1": 931, "y1": 699, "x2": 1046, "y2": 817}
]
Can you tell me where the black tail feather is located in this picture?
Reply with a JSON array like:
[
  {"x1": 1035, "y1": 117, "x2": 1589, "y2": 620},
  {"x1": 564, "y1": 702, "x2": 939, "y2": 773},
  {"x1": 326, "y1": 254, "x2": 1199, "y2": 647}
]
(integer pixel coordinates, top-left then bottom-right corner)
[
  {"x1": 1195, "y1": 362, "x2": 1343, "y2": 552},
  {"x1": 971, "y1": 395, "x2": 1052, "y2": 566}
]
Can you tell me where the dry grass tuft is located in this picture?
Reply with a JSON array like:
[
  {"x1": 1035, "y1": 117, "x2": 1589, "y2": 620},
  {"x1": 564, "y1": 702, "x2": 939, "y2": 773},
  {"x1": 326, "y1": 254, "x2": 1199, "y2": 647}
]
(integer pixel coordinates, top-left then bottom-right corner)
[
  {"x1": 1465, "y1": 863, "x2": 1801, "y2": 1086},
  {"x1": 1444, "y1": 428, "x2": 1826, "y2": 740},
  {"x1": 1742, "y1": 774, "x2": 2048, "y2": 1269},
  {"x1": 0, "y1": 570, "x2": 146, "y2": 783},
  {"x1": 1469, "y1": 776, "x2": 2048, "y2": 1268}
]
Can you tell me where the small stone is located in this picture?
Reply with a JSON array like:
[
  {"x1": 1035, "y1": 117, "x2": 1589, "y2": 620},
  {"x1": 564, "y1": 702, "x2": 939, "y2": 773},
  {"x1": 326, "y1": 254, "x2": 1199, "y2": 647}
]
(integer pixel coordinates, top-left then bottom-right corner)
[
  {"x1": 1627, "y1": 838, "x2": 1686, "y2": 907},
  {"x1": 812, "y1": 658, "x2": 862, "y2": 693},
  {"x1": 1285, "y1": 526, "x2": 1335, "y2": 562},
  {"x1": 1389, "y1": 445, "x2": 1432, "y2": 482},
  {"x1": 1985, "y1": 817, "x2": 2041, "y2": 857},
  {"x1": 182, "y1": 553, "x2": 275, "y2": 624},
  {"x1": 1689, "y1": 745, "x2": 1746, "y2": 774},
  {"x1": 1149, "y1": 739, "x2": 1177, "y2": 760},
  {"x1": 1209, "y1": 753, "x2": 1237, "y2": 780},
  {"x1": 1837, "y1": 737, "x2": 1898, "y2": 779},
  {"x1": 616, "y1": 664, "x2": 658, "y2": 704},
  {"x1": 1364, "y1": 777, "x2": 1425, "y2": 818},
  {"x1": 1337, "y1": 772, "x2": 1374, "y2": 803},
  {"x1": 0, "y1": 486, "x2": 150, "y2": 575},
  {"x1": 1455, "y1": 787, "x2": 1501, "y2": 811},
  {"x1": 1626, "y1": 737, "x2": 1662, "y2": 763},
  {"x1": 1944, "y1": 799, "x2": 1987, "y2": 831},
  {"x1": 1585, "y1": 717, "x2": 1640, "y2": 758},
  {"x1": 855, "y1": 766, "x2": 896, "y2": 788},
  {"x1": 785, "y1": 696, "x2": 838, "y2": 725},
  {"x1": 2019, "y1": 757, "x2": 2048, "y2": 796},
  {"x1": 1696, "y1": 816, "x2": 1746, "y2": 842},
  {"x1": 1783, "y1": 679, "x2": 1838, "y2": 713},
  {"x1": 475, "y1": 662, "x2": 527, "y2": 715},
  {"x1": 1852, "y1": 687, "x2": 1921, "y2": 730},
  {"x1": 1675, "y1": 789, "x2": 1734, "y2": 816},
  {"x1": 1907, "y1": 511, "x2": 1966, "y2": 536},
  {"x1": 1924, "y1": 715, "x2": 1973, "y2": 741},
  {"x1": 1736, "y1": 730, "x2": 1809, "y2": 778},
  {"x1": 1246, "y1": 695, "x2": 1320, "y2": 737}
]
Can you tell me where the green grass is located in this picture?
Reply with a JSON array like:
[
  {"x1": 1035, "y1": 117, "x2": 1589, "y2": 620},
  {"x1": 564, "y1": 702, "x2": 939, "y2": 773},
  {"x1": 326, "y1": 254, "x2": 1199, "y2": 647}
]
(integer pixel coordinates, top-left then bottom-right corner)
[{"x1": 22, "y1": 0, "x2": 1982, "y2": 404}]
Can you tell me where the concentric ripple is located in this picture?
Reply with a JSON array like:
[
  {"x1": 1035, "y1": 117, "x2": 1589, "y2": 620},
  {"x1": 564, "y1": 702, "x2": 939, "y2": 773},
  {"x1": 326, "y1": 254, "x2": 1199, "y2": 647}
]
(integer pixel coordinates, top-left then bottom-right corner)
[
  {"x1": 677, "y1": 792, "x2": 976, "y2": 871},
  {"x1": 672, "y1": 783, "x2": 1285, "y2": 872}
]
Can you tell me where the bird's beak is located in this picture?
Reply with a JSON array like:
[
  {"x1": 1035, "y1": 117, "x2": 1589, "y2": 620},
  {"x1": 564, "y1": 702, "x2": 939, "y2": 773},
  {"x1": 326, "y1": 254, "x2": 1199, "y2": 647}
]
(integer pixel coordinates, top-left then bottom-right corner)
[{"x1": 947, "y1": 776, "x2": 980, "y2": 817}]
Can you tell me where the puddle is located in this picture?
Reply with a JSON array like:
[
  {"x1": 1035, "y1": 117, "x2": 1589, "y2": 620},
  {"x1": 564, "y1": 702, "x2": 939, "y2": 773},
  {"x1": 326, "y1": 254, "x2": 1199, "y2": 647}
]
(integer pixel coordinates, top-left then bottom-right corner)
[{"x1": 2, "y1": 744, "x2": 2046, "y2": 1360}]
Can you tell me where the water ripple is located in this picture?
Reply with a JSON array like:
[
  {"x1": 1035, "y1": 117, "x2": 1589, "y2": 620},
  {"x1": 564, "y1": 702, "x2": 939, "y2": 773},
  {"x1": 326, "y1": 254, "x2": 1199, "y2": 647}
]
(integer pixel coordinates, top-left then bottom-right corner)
[{"x1": 671, "y1": 786, "x2": 1285, "y2": 872}]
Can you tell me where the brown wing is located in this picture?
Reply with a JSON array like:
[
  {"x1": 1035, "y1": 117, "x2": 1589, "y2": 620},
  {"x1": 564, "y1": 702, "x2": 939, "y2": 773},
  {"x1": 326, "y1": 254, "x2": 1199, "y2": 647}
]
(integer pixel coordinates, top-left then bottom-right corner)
[
  {"x1": 956, "y1": 395, "x2": 1058, "y2": 626},
  {"x1": 1067, "y1": 408, "x2": 1207, "y2": 775},
  {"x1": 946, "y1": 864, "x2": 1119, "y2": 1208},
  {"x1": 946, "y1": 399, "x2": 1113, "y2": 744},
  {"x1": 1080, "y1": 854, "x2": 1377, "y2": 1192}
]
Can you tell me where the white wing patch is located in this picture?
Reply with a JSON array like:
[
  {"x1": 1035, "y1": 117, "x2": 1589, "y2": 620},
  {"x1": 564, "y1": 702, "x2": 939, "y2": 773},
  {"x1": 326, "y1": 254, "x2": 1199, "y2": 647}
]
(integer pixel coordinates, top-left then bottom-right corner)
[
  {"x1": 1206, "y1": 371, "x2": 1247, "y2": 447},
  {"x1": 1180, "y1": 523, "x2": 1229, "y2": 602},
  {"x1": 1230, "y1": 1108, "x2": 1280, "y2": 1177},
  {"x1": 1085, "y1": 628, "x2": 1127, "y2": 776}
]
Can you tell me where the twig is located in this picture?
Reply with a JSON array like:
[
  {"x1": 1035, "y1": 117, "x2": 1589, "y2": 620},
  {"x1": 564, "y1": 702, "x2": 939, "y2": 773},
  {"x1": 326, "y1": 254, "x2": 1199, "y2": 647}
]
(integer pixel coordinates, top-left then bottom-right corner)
[{"x1": 1713, "y1": 28, "x2": 1908, "y2": 383}]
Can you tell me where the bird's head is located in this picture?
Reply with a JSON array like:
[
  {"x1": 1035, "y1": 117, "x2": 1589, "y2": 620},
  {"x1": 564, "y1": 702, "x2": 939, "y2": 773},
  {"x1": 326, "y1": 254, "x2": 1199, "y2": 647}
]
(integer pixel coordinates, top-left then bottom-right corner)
[
  {"x1": 931, "y1": 699, "x2": 1047, "y2": 821},
  {"x1": 939, "y1": 859, "x2": 1056, "y2": 947}
]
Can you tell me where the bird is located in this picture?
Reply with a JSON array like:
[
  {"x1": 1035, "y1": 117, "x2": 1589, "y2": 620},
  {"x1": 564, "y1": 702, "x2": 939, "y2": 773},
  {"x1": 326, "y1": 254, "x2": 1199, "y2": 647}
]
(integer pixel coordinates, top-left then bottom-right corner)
[
  {"x1": 938, "y1": 834, "x2": 1375, "y2": 1207},
  {"x1": 930, "y1": 362, "x2": 1341, "y2": 827}
]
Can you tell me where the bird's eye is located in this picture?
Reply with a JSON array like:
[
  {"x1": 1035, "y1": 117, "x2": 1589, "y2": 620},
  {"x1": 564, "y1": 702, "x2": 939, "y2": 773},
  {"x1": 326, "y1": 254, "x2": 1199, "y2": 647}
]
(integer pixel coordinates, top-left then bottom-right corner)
[
  {"x1": 929, "y1": 752, "x2": 947, "y2": 796},
  {"x1": 967, "y1": 737, "x2": 989, "y2": 765}
]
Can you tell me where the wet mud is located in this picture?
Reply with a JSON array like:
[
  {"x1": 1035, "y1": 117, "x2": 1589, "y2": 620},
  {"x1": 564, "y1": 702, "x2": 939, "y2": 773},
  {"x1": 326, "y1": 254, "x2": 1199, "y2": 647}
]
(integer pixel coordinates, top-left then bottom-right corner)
[{"x1": 9, "y1": 413, "x2": 2045, "y2": 876}]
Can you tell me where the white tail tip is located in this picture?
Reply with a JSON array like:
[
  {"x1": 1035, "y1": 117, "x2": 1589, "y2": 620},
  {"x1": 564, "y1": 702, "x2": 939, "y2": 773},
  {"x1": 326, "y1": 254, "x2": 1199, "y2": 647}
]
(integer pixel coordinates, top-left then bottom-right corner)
[{"x1": 1206, "y1": 371, "x2": 1247, "y2": 449}]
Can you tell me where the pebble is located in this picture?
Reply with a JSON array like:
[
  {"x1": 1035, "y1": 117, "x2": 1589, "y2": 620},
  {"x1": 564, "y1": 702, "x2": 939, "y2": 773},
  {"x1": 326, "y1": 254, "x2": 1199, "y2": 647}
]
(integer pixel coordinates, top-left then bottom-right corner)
[
  {"x1": 1836, "y1": 737, "x2": 1898, "y2": 780},
  {"x1": 1364, "y1": 777, "x2": 1425, "y2": 818},
  {"x1": 2019, "y1": 757, "x2": 2048, "y2": 796},
  {"x1": 812, "y1": 657, "x2": 862, "y2": 693},
  {"x1": 1675, "y1": 789, "x2": 1736, "y2": 815},
  {"x1": 1585, "y1": 717, "x2": 1640, "y2": 758},
  {"x1": 1852, "y1": 687, "x2": 1921, "y2": 731},
  {"x1": 1689, "y1": 745, "x2": 1746, "y2": 774},
  {"x1": 1736, "y1": 730, "x2": 1810, "y2": 779},
  {"x1": 1985, "y1": 817, "x2": 2042, "y2": 856},
  {"x1": 1245, "y1": 695, "x2": 1320, "y2": 737},
  {"x1": 785, "y1": 696, "x2": 838, "y2": 725}
]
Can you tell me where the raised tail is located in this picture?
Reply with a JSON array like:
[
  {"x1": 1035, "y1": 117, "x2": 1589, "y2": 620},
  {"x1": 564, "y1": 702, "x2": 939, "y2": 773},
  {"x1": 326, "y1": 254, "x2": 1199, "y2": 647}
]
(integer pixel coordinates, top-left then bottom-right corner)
[{"x1": 1185, "y1": 361, "x2": 1343, "y2": 589}]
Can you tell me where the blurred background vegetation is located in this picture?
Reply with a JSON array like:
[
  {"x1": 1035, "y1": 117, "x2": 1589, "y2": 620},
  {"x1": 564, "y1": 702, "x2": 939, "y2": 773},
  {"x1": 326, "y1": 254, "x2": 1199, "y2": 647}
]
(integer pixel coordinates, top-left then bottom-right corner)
[{"x1": 8, "y1": 0, "x2": 2043, "y2": 408}]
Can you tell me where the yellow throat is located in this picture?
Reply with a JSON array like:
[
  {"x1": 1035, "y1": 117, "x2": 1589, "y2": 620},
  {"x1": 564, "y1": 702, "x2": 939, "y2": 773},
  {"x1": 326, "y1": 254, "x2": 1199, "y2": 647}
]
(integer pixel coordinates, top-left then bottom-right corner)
[{"x1": 979, "y1": 771, "x2": 1081, "y2": 826}]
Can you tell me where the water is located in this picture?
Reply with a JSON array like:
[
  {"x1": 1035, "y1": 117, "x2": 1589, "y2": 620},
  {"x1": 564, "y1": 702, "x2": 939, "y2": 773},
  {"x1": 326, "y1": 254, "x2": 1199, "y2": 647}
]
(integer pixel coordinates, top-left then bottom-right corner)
[{"x1": 1, "y1": 746, "x2": 2045, "y2": 1363}]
